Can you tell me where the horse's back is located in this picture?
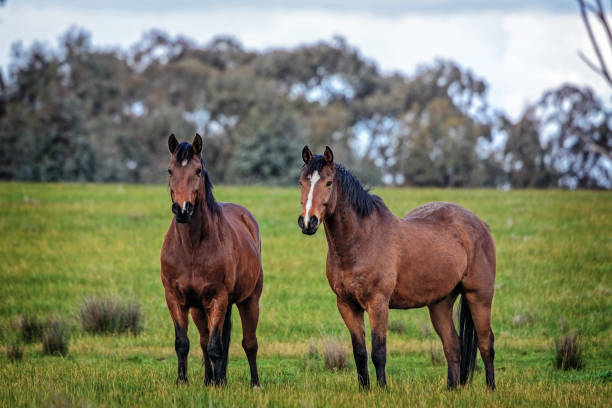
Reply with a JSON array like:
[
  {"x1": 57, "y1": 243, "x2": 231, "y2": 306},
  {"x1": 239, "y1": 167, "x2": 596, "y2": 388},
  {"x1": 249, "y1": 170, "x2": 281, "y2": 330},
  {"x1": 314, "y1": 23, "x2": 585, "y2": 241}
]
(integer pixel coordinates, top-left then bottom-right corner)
[
  {"x1": 413, "y1": 202, "x2": 494, "y2": 278},
  {"x1": 219, "y1": 202, "x2": 262, "y2": 254},
  {"x1": 390, "y1": 201, "x2": 495, "y2": 307},
  {"x1": 403, "y1": 202, "x2": 492, "y2": 247},
  {"x1": 404, "y1": 201, "x2": 474, "y2": 223}
]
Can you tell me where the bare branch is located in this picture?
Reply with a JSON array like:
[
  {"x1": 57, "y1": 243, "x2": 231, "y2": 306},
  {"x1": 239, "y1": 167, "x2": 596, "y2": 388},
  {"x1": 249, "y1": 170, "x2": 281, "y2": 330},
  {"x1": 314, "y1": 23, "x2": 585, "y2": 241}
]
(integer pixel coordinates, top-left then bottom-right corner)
[
  {"x1": 578, "y1": 51, "x2": 607, "y2": 76},
  {"x1": 577, "y1": 0, "x2": 612, "y2": 88},
  {"x1": 578, "y1": 132, "x2": 612, "y2": 159},
  {"x1": 594, "y1": 0, "x2": 612, "y2": 54}
]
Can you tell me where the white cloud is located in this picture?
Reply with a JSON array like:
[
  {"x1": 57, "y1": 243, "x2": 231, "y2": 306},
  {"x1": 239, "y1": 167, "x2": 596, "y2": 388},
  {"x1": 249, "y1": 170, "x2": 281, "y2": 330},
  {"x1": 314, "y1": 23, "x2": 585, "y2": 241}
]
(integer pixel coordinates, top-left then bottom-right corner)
[{"x1": 0, "y1": 3, "x2": 608, "y2": 119}]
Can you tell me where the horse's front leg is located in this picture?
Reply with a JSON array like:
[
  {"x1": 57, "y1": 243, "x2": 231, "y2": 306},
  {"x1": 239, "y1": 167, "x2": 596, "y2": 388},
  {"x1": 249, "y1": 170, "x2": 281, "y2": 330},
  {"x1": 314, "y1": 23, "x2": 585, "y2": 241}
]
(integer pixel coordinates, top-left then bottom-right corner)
[
  {"x1": 190, "y1": 308, "x2": 213, "y2": 385},
  {"x1": 337, "y1": 297, "x2": 370, "y2": 388},
  {"x1": 165, "y1": 290, "x2": 190, "y2": 384},
  {"x1": 205, "y1": 293, "x2": 230, "y2": 386},
  {"x1": 367, "y1": 295, "x2": 389, "y2": 387}
]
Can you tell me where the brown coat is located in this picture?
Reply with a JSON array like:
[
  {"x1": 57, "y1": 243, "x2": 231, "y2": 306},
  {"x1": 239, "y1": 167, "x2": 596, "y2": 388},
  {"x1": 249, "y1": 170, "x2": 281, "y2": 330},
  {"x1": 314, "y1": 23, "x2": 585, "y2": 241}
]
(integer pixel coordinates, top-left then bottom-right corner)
[{"x1": 299, "y1": 146, "x2": 496, "y2": 390}]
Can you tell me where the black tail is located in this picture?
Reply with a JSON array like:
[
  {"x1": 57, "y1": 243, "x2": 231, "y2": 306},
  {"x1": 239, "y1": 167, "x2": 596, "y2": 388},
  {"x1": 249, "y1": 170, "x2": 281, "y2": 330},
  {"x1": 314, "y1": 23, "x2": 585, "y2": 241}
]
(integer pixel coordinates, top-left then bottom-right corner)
[
  {"x1": 220, "y1": 305, "x2": 232, "y2": 377},
  {"x1": 459, "y1": 295, "x2": 478, "y2": 385}
]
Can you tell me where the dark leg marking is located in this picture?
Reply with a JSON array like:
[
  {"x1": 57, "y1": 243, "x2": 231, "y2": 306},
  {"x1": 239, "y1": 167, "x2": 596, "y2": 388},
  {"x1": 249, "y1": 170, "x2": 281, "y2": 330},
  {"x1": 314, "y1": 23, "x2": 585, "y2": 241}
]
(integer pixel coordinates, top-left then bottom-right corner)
[
  {"x1": 207, "y1": 327, "x2": 225, "y2": 386},
  {"x1": 371, "y1": 333, "x2": 387, "y2": 387},
  {"x1": 350, "y1": 333, "x2": 370, "y2": 389},
  {"x1": 483, "y1": 332, "x2": 495, "y2": 390},
  {"x1": 203, "y1": 352, "x2": 213, "y2": 385},
  {"x1": 174, "y1": 323, "x2": 189, "y2": 384}
]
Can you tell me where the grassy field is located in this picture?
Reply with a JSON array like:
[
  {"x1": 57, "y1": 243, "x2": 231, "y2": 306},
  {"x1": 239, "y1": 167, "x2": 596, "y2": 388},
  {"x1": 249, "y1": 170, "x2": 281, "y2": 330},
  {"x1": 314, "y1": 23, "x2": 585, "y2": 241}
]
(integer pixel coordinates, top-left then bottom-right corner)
[{"x1": 0, "y1": 182, "x2": 610, "y2": 407}]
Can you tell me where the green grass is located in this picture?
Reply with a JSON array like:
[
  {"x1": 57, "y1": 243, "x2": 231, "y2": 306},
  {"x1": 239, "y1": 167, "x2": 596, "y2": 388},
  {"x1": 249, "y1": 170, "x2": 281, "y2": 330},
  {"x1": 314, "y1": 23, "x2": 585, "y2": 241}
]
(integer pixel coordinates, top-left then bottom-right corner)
[{"x1": 0, "y1": 182, "x2": 611, "y2": 407}]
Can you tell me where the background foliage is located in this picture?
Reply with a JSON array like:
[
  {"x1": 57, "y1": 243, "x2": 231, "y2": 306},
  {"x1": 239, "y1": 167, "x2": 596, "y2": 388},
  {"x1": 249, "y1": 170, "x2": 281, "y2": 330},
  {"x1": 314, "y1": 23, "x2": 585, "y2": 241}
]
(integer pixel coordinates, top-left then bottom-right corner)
[{"x1": 1, "y1": 29, "x2": 610, "y2": 188}]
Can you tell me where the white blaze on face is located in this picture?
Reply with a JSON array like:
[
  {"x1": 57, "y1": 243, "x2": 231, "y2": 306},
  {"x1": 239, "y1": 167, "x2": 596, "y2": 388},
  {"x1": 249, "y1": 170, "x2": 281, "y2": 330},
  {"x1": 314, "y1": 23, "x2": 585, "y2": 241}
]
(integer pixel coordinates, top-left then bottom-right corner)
[
  {"x1": 304, "y1": 170, "x2": 320, "y2": 227},
  {"x1": 181, "y1": 159, "x2": 188, "y2": 167},
  {"x1": 182, "y1": 202, "x2": 187, "y2": 213}
]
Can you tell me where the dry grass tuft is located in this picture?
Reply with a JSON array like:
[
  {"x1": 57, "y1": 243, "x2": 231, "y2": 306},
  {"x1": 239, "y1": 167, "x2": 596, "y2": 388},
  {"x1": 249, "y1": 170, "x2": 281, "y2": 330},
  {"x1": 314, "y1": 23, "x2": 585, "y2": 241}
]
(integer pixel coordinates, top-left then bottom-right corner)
[
  {"x1": 388, "y1": 320, "x2": 407, "y2": 334},
  {"x1": 308, "y1": 339, "x2": 319, "y2": 358},
  {"x1": 421, "y1": 321, "x2": 433, "y2": 338},
  {"x1": 555, "y1": 330, "x2": 583, "y2": 370},
  {"x1": 320, "y1": 336, "x2": 348, "y2": 370},
  {"x1": 6, "y1": 343, "x2": 24, "y2": 362},
  {"x1": 17, "y1": 314, "x2": 45, "y2": 343},
  {"x1": 429, "y1": 343, "x2": 445, "y2": 366},
  {"x1": 42, "y1": 319, "x2": 70, "y2": 356},
  {"x1": 593, "y1": 284, "x2": 611, "y2": 296},
  {"x1": 512, "y1": 312, "x2": 537, "y2": 327},
  {"x1": 79, "y1": 297, "x2": 143, "y2": 335}
]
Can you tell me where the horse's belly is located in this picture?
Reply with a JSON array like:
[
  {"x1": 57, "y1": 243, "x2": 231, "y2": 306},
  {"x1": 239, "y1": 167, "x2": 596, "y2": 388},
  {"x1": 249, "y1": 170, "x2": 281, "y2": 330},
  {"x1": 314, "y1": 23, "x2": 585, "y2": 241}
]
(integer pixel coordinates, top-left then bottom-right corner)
[{"x1": 391, "y1": 246, "x2": 466, "y2": 308}]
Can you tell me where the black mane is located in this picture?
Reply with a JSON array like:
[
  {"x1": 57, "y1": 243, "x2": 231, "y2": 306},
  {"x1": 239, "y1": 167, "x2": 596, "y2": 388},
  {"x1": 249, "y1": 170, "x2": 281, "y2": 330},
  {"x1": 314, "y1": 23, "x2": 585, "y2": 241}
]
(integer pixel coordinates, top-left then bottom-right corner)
[
  {"x1": 303, "y1": 155, "x2": 385, "y2": 217},
  {"x1": 175, "y1": 142, "x2": 220, "y2": 214}
]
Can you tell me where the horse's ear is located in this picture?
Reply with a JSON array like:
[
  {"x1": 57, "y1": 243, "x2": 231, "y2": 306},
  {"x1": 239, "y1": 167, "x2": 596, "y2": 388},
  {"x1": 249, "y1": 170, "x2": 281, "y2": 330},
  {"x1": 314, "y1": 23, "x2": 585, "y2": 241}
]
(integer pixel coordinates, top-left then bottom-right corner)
[
  {"x1": 168, "y1": 134, "x2": 178, "y2": 154},
  {"x1": 192, "y1": 133, "x2": 203, "y2": 156},
  {"x1": 302, "y1": 146, "x2": 313, "y2": 164},
  {"x1": 324, "y1": 146, "x2": 334, "y2": 165}
]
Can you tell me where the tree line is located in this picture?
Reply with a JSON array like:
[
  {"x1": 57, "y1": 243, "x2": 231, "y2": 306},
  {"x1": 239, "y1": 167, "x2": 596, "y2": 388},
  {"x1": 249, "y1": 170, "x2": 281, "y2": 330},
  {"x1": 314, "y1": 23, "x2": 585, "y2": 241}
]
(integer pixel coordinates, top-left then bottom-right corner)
[{"x1": 0, "y1": 28, "x2": 610, "y2": 188}]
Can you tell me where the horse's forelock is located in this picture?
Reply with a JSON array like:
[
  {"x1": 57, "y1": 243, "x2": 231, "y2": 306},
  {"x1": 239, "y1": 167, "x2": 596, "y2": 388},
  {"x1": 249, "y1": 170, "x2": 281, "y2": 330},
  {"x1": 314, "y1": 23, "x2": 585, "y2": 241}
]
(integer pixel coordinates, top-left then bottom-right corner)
[
  {"x1": 302, "y1": 155, "x2": 384, "y2": 218},
  {"x1": 302, "y1": 155, "x2": 327, "y2": 178},
  {"x1": 175, "y1": 142, "x2": 194, "y2": 164}
]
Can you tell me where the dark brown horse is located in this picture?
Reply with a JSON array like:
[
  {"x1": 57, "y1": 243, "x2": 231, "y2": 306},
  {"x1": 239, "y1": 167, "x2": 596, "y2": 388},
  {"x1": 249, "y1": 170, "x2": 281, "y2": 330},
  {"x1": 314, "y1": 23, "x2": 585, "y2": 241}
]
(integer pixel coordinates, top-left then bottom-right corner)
[
  {"x1": 298, "y1": 146, "x2": 496, "y2": 390},
  {"x1": 161, "y1": 134, "x2": 263, "y2": 387}
]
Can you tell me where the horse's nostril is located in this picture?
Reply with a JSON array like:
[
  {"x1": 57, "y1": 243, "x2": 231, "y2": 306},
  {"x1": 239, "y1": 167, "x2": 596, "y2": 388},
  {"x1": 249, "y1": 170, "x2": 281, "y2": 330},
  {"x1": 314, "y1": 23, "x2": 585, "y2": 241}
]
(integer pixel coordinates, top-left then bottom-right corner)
[
  {"x1": 172, "y1": 202, "x2": 181, "y2": 215},
  {"x1": 184, "y1": 202, "x2": 194, "y2": 214},
  {"x1": 310, "y1": 216, "x2": 318, "y2": 228},
  {"x1": 298, "y1": 215, "x2": 304, "y2": 229}
]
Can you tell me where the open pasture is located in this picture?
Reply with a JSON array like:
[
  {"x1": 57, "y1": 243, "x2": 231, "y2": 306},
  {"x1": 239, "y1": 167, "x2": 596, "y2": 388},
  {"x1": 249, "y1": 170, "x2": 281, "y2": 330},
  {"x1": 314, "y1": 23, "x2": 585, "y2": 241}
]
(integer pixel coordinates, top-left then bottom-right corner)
[{"x1": 0, "y1": 183, "x2": 610, "y2": 407}]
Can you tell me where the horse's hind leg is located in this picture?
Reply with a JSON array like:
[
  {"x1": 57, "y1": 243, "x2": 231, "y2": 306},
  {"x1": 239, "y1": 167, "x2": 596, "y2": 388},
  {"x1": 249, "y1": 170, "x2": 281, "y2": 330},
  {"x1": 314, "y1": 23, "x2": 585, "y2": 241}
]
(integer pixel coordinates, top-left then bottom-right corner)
[
  {"x1": 428, "y1": 294, "x2": 460, "y2": 389},
  {"x1": 367, "y1": 295, "x2": 389, "y2": 387},
  {"x1": 191, "y1": 308, "x2": 213, "y2": 385},
  {"x1": 464, "y1": 292, "x2": 495, "y2": 390},
  {"x1": 237, "y1": 290, "x2": 261, "y2": 387}
]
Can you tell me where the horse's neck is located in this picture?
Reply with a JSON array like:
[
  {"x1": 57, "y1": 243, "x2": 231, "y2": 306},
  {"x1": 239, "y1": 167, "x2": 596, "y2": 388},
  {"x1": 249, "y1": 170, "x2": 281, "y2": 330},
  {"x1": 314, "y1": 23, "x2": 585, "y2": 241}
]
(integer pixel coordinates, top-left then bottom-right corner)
[
  {"x1": 324, "y1": 196, "x2": 365, "y2": 256},
  {"x1": 176, "y1": 196, "x2": 215, "y2": 251}
]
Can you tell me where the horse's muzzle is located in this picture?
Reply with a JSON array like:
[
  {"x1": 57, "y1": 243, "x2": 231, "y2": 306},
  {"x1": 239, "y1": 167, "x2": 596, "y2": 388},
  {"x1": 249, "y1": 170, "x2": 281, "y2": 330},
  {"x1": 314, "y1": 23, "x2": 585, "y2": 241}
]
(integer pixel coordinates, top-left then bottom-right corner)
[
  {"x1": 298, "y1": 215, "x2": 319, "y2": 235},
  {"x1": 172, "y1": 202, "x2": 194, "y2": 223}
]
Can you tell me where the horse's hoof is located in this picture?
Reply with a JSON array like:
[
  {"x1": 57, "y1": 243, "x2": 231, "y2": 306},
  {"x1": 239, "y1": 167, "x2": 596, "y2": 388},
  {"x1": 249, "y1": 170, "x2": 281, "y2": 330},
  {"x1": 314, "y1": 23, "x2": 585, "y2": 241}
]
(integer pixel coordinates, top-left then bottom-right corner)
[{"x1": 212, "y1": 379, "x2": 227, "y2": 387}]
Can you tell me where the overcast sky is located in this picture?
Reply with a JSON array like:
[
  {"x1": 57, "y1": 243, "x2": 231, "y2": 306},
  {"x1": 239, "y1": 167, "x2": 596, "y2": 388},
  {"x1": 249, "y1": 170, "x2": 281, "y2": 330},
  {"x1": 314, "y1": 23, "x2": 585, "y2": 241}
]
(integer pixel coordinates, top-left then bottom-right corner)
[{"x1": 1, "y1": 1, "x2": 609, "y2": 119}]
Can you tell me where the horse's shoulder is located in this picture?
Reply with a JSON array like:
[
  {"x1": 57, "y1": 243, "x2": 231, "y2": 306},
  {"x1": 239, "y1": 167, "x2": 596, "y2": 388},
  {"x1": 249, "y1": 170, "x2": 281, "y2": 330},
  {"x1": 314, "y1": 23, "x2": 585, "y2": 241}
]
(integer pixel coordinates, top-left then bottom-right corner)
[
  {"x1": 219, "y1": 202, "x2": 257, "y2": 223},
  {"x1": 218, "y1": 202, "x2": 260, "y2": 247}
]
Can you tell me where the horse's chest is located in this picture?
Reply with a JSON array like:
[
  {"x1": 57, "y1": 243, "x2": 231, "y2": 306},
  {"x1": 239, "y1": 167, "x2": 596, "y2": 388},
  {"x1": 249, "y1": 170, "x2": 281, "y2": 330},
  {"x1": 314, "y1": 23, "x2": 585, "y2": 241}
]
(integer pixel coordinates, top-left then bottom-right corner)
[
  {"x1": 327, "y1": 267, "x2": 372, "y2": 307},
  {"x1": 162, "y1": 249, "x2": 229, "y2": 298}
]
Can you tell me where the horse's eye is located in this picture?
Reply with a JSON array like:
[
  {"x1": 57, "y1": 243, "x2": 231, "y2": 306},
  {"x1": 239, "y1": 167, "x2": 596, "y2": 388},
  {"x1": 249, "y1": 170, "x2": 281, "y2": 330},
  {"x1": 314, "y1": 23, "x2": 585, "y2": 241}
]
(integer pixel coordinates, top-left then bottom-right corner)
[
  {"x1": 196, "y1": 168, "x2": 202, "y2": 176},
  {"x1": 167, "y1": 169, "x2": 172, "y2": 175},
  {"x1": 326, "y1": 181, "x2": 333, "y2": 187}
]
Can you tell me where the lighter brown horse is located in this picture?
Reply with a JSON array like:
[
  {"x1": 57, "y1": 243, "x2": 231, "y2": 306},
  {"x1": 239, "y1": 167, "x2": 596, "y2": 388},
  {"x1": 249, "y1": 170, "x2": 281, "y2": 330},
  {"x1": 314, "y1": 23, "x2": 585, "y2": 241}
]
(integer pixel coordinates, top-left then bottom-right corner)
[
  {"x1": 161, "y1": 134, "x2": 263, "y2": 387},
  {"x1": 298, "y1": 146, "x2": 496, "y2": 390}
]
